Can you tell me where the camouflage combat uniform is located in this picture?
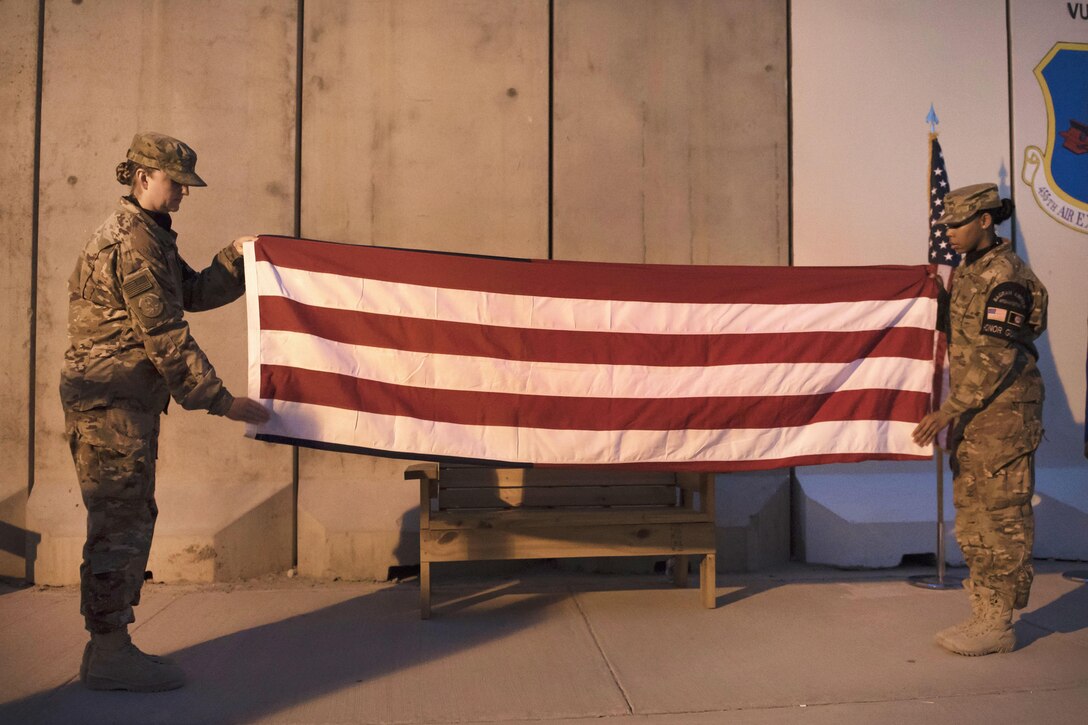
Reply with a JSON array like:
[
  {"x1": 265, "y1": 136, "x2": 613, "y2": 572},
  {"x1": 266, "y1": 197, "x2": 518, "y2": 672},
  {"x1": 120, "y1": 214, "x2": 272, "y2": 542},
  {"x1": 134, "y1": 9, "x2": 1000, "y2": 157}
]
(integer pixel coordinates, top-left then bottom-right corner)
[
  {"x1": 61, "y1": 196, "x2": 244, "y2": 634},
  {"x1": 939, "y1": 240, "x2": 1047, "y2": 610}
]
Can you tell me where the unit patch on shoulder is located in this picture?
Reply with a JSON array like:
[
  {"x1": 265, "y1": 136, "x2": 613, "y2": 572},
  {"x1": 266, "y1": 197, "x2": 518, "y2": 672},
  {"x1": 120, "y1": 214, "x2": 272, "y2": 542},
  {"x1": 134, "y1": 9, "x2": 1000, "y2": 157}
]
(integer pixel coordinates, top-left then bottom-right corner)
[
  {"x1": 138, "y1": 294, "x2": 164, "y2": 318},
  {"x1": 980, "y1": 281, "x2": 1031, "y2": 341}
]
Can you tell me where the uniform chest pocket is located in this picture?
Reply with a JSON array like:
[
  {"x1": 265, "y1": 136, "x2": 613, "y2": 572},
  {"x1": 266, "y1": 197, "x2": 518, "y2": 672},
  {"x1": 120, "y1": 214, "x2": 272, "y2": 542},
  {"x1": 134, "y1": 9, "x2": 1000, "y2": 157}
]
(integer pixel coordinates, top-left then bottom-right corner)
[
  {"x1": 953, "y1": 289, "x2": 981, "y2": 327},
  {"x1": 80, "y1": 253, "x2": 123, "y2": 308}
]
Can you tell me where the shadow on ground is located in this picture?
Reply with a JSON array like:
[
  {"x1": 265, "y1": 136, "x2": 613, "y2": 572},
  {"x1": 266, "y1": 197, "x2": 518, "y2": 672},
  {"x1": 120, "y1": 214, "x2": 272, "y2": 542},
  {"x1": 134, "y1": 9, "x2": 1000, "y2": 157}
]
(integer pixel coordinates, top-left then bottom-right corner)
[
  {"x1": 1017, "y1": 577, "x2": 1088, "y2": 648},
  {"x1": 2, "y1": 562, "x2": 1084, "y2": 723},
  {"x1": 0, "y1": 583, "x2": 558, "y2": 724}
]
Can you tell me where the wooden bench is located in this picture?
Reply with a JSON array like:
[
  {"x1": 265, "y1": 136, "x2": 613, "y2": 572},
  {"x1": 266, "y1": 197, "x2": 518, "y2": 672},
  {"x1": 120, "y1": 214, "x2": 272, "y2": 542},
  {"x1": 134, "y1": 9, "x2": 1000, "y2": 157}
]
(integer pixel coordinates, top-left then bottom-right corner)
[{"x1": 405, "y1": 464, "x2": 717, "y2": 618}]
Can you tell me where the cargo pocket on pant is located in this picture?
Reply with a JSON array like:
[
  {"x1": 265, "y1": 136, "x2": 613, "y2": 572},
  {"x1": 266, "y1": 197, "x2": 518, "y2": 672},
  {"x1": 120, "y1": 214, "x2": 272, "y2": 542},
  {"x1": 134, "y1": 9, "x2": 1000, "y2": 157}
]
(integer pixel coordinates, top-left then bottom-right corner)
[
  {"x1": 966, "y1": 404, "x2": 1042, "y2": 477},
  {"x1": 980, "y1": 465, "x2": 1035, "y2": 510},
  {"x1": 76, "y1": 409, "x2": 157, "y2": 501}
]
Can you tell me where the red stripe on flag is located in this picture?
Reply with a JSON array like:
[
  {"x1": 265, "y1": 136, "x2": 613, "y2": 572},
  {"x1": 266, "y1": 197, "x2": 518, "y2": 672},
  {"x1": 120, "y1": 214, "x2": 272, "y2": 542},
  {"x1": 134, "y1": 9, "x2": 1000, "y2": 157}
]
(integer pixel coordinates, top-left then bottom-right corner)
[
  {"x1": 537, "y1": 452, "x2": 931, "y2": 471},
  {"x1": 255, "y1": 236, "x2": 937, "y2": 305},
  {"x1": 258, "y1": 296, "x2": 934, "y2": 366},
  {"x1": 260, "y1": 364, "x2": 930, "y2": 431}
]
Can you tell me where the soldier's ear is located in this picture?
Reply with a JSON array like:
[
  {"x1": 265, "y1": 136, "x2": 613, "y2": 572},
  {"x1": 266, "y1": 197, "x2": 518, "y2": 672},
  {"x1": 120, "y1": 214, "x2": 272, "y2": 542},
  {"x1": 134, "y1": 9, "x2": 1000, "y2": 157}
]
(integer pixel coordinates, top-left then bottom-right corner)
[{"x1": 978, "y1": 211, "x2": 994, "y2": 230}]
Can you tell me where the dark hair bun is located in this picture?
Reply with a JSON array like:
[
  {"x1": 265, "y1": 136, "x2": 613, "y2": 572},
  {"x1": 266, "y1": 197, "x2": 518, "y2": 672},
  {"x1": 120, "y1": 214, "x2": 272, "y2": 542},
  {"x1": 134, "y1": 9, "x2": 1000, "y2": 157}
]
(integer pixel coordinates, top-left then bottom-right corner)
[
  {"x1": 116, "y1": 160, "x2": 135, "y2": 186},
  {"x1": 990, "y1": 198, "x2": 1014, "y2": 225}
]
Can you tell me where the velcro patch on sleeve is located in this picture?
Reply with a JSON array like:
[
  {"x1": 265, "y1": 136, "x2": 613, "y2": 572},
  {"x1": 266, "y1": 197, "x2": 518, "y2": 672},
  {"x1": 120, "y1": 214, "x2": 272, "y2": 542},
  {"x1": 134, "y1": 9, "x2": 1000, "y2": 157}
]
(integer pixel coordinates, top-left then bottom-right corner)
[
  {"x1": 122, "y1": 267, "x2": 170, "y2": 328},
  {"x1": 980, "y1": 281, "x2": 1031, "y2": 341},
  {"x1": 138, "y1": 294, "x2": 164, "y2": 319},
  {"x1": 121, "y1": 268, "x2": 155, "y2": 298}
]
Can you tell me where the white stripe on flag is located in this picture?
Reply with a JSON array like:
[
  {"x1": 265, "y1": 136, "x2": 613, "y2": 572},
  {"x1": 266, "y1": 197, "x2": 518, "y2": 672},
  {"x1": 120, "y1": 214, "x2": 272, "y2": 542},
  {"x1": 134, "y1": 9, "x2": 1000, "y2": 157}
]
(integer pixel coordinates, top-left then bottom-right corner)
[
  {"x1": 256, "y1": 399, "x2": 928, "y2": 465},
  {"x1": 255, "y1": 261, "x2": 936, "y2": 335},
  {"x1": 243, "y1": 241, "x2": 267, "y2": 437},
  {"x1": 260, "y1": 329, "x2": 936, "y2": 399}
]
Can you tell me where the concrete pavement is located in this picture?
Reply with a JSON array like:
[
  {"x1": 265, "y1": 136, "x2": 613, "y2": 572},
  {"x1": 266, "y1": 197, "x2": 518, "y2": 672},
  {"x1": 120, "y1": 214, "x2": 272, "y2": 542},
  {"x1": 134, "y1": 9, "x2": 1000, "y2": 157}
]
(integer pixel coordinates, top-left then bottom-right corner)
[{"x1": 1, "y1": 562, "x2": 1086, "y2": 724}]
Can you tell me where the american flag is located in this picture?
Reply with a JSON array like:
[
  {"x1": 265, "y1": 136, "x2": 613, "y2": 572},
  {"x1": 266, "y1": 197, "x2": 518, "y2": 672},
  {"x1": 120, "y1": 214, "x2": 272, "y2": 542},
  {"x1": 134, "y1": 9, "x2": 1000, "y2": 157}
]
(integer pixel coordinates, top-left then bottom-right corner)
[
  {"x1": 927, "y1": 133, "x2": 956, "y2": 426},
  {"x1": 243, "y1": 236, "x2": 940, "y2": 471},
  {"x1": 928, "y1": 135, "x2": 959, "y2": 284}
]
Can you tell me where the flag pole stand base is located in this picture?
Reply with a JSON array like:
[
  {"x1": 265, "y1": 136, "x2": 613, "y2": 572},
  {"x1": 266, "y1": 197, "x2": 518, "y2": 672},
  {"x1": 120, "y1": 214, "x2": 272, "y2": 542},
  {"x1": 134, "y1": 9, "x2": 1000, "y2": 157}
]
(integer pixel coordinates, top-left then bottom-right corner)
[
  {"x1": 1062, "y1": 570, "x2": 1088, "y2": 583},
  {"x1": 908, "y1": 573, "x2": 963, "y2": 590}
]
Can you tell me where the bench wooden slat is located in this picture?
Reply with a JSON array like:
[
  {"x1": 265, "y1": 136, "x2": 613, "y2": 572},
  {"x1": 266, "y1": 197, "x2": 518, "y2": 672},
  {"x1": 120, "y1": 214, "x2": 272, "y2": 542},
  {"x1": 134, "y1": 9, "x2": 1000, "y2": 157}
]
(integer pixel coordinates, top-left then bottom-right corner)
[
  {"x1": 439, "y1": 484, "x2": 677, "y2": 509},
  {"x1": 430, "y1": 506, "x2": 713, "y2": 530},
  {"x1": 437, "y1": 467, "x2": 677, "y2": 488},
  {"x1": 422, "y1": 522, "x2": 716, "y2": 562}
]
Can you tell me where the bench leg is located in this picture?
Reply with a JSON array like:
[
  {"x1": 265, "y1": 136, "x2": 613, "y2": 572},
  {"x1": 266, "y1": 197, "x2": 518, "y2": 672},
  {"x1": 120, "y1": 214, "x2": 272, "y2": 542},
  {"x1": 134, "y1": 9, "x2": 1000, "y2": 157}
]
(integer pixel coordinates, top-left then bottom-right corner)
[
  {"x1": 420, "y1": 561, "x2": 431, "y2": 620},
  {"x1": 700, "y1": 554, "x2": 716, "y2": 609},
  {"x1": 672, "y1": 555, "x2": 690, "y2": 588}
]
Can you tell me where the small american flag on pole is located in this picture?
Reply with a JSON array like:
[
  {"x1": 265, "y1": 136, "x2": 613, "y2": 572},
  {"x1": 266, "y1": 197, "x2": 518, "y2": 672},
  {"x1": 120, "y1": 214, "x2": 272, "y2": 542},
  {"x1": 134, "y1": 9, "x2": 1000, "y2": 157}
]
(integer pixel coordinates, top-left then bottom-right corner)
[
  {"x1": 928, "y1": 134, "x2": 959, "y2": 283},
  {"x1": 244, "y1": 236, "x2": 940, "y2": 471},
  {"x1": 927, "y1": 130, "x2": 956, "y2": 424}
]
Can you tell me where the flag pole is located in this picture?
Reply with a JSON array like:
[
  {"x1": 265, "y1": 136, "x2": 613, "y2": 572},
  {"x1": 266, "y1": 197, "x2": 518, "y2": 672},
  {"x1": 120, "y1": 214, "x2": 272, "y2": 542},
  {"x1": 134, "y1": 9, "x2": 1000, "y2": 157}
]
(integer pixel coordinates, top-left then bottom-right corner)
[
  {"x1": 909, "y1": 107, "x2": 961, "y2": 590},
  {"x1": 935, "y1": 449, "x2": 947, "y2": 582},
  {"x1": 909, "y1": 449, "x2": 961, "y2": 589}
]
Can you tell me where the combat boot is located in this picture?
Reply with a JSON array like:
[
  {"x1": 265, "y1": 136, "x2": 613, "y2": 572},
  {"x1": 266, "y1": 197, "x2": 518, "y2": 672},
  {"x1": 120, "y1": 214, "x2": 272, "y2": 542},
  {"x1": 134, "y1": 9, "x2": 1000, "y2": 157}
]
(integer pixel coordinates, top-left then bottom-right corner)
[
  {"x1": 83, "y1": 629, "x2": 186, "y2": 692},
  {"x1": 79, "y1": 636, "x2": 177, "y2": 685},
  {"x1": 935, "y1": 579, "x2": 984, "y2": 647},
  {"x1": 938, "y1": 586, "x2": 1016, "y2": 656}
]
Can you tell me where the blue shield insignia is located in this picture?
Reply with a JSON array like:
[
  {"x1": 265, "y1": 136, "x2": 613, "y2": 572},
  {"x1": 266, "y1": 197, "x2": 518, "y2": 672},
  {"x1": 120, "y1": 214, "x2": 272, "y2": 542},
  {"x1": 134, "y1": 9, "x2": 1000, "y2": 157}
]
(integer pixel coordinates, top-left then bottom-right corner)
[{"x1": 1022, "y1": 42, "x2": 1088, "y2": 234}]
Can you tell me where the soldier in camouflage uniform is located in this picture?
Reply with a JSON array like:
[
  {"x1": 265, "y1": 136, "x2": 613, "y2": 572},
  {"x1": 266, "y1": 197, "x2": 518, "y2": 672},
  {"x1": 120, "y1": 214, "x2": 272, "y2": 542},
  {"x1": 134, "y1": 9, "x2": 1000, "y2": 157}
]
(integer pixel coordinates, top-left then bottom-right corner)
[
  {"x1": 913, "y1": 183, "x2": 1047, "y2": 657},
  {"x1": 61, "y1": 132, "x2": 270, "y2": 691}
]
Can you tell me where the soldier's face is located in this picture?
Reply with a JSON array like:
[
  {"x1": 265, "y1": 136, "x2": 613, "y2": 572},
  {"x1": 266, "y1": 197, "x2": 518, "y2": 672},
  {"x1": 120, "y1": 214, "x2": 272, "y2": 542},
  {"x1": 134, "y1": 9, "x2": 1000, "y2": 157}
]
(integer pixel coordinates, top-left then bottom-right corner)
[
  {"x1": 138, "y1": 169, "x2": 189, "y2": 213},
  {"x1": 945, "y1": 214, "x2": 987, "y2": 255}
]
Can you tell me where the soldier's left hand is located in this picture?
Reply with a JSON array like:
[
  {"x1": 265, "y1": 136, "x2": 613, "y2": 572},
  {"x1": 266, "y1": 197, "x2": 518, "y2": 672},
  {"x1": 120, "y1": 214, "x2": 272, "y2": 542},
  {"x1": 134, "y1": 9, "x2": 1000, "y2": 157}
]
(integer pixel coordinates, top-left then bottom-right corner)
[
  {"x1": 226, "y1": 396, "x2": 272, "y2": 424},
  {"x1": 232, "y1": 235, "x2": 258, "y2": 255},
  {"x1": 912, "y1": 410, "x2": 953, "y2": 447}
]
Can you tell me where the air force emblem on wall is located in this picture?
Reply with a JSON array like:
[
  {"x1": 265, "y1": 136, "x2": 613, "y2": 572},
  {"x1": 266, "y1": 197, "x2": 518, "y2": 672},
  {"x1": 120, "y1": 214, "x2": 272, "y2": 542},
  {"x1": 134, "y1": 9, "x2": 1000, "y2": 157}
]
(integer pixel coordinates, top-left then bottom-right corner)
[{"x1": 1022, "y1": 42, "x2": 1088, "y2": 234}]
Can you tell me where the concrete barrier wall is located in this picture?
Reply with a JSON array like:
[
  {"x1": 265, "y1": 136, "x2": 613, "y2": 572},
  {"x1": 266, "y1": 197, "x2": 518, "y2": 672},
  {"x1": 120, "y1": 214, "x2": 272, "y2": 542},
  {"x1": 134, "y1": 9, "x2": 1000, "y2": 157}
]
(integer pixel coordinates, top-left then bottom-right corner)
[
  {"x1": 553, "y1": 0, "x2": 788, "y2": 265},
  {"x1": 295, "y1": 0, "x2": 550, "y2": 580},
  {"x1": 26, "y1": 0, "x2": 299, "y2": 585},
  {"x1": 296, "y1": 0, "x2": 791, "y2": 579},
  {"x1": 553, "y1": 0, "x2": 790, "y2": 573},
  {"x1": 0, "y1": 0, "x2": 39, "y2": 578},
  {"x1": 15, "y1": 0, "x2": 791, "y2": 583}
]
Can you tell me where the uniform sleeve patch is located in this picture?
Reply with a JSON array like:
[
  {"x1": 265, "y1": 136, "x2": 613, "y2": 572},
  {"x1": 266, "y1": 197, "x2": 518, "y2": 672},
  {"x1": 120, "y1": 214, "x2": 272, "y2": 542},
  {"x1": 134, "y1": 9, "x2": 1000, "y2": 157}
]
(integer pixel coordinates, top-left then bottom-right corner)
[
  {"x1": 980, "y1": 281, "x2": 1031, "y2": 341},
  {"x1": 122, "y1": 268, "x2": 155, "y2": 298},
  {"x1": 138, "y1": 294, "x2": 164, "y2": 318},
  {"x1": 122, "y1": 267, "x2": 170, "y2": 329}
]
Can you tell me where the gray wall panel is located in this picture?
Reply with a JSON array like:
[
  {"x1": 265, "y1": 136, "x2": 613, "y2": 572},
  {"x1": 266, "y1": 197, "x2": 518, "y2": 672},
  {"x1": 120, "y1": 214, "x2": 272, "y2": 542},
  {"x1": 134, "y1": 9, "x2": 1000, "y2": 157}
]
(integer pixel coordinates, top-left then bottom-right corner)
[
  {"x1": 553, "y1": 0, "x2": 789, "y2": 265},
  {"x1": 28, "y1": 0, "x2": 298, "y2": 584},
  {"x1": 297, "y1": 0, "x2": 549, "y2": 579},
  {"x1": 0, "y1": 0, "x2": 39, "y2": 578}
]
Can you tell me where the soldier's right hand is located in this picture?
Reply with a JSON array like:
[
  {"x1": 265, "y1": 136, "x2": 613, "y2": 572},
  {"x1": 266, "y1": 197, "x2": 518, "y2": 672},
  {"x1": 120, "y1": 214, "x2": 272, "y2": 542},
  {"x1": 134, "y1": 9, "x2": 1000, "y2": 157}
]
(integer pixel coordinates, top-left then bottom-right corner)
[
  {"x1": 226, "y1": 396, "x2": 271, "y2": 424},
  {"x1": 232, "y1": 235, "x2": 259, "y2": 255}
]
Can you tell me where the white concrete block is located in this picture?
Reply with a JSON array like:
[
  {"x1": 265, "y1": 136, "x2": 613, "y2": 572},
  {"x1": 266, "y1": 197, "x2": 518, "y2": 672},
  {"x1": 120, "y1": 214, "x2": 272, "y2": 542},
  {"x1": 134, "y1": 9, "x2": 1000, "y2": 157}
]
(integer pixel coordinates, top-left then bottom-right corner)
[{"x1": 797, "y1": 461, "x2": 963, "y2": 569}]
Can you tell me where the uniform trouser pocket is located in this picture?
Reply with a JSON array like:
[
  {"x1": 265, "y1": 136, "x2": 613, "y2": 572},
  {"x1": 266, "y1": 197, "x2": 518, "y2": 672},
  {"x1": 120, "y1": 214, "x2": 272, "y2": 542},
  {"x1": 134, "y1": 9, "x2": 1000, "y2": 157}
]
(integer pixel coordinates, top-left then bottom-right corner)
[
  {"x1": 954, "y1": 401, "x2": 1042, "y2": 477},
  {"x1": 65, "y1": 407, "x2": 160, "y2": 632},
  {"x1": 953, "y1": 451, "x2": 1036, "y2": 609}
]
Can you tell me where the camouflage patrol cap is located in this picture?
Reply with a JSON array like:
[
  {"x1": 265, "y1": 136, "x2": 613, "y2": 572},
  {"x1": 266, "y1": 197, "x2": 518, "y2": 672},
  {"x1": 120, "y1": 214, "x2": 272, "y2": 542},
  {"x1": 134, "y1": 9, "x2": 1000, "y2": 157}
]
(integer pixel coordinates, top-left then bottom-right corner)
[
  {"x1": 936, "y1": 183, "x2": 1001, "y2": 225},
  {"x1": 126, "y1": 132, "x2": 207, "y2": 187}
]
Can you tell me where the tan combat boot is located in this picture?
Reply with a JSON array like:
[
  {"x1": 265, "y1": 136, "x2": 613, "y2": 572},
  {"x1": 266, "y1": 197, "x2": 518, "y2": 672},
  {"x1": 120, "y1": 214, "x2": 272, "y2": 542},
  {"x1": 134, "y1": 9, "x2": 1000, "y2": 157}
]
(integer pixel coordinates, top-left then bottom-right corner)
[
  {"x1": 83, "y1": 629, "x2": 186, "y2": 692},
  {"x1": 79, "y1": 633, "x2": 178, "y2": 684},
  {"x1": 938, "y1": 586, "x2": 1016, "y2": 656},
  {"x1": 934, "y1": 579, "x2": 984, "y2": 647}
]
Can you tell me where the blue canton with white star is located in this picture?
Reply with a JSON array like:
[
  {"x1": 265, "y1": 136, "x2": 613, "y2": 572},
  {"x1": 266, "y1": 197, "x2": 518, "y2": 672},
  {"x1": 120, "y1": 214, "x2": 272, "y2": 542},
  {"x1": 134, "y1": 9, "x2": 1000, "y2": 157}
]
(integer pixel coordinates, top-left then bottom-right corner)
[{"x1": 928, "y1": 137, "x2": 960, "y2": 268}]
